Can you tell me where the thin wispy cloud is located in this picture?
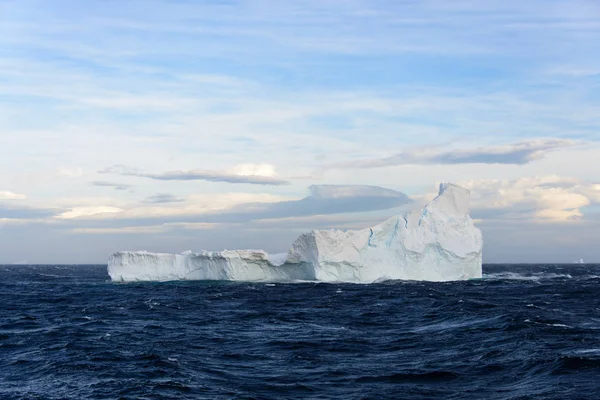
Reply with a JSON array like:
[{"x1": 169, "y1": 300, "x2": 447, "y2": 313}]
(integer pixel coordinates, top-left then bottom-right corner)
[
  {"x1": 0, "y1": 191, "x2": 27, "y2": 200},
  {"x1": 143, "y1": 194, "x2": 185, "y2": 204},
  {"x1": 56, "y1": 167, "x2": 83, "y2": 178},
  {"x1": 99, "y1": 164, "x2": 290, "y2": 186},
  {"x1": 0, "y1": 205, "x2": 59, "y2": 220},
  {"x1": 337, "y1": 139, "x2": 581, "y2": 168},
  {"x1": 90, "y1": 181, "x2": 132, "y2": 191},
  {"x1": 221, "y1": 184, "x2": 412, "y2": 222}
]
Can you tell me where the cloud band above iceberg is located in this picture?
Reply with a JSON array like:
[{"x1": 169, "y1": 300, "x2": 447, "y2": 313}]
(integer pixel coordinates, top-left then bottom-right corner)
[
  {"x1": 341, "y1": 139, "x2": 580, "y2": 168},
  {"x1": 42, "y1": 184, "x2": 412, "y2": 230}
]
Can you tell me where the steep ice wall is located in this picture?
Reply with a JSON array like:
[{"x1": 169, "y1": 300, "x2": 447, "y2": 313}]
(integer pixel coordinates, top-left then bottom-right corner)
[
  {"x1": 108, "y1": 183, "x2": 482, "y2": 283},
  {"x1": 108, "y1": 250, "x2": 315, "y2": 282},
  {"x1": 287, "y1": 184, "x2": 482, "y2": 282}
]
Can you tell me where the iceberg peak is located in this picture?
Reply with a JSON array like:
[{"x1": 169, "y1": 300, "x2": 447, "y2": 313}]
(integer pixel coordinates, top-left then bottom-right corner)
[{"x1": 430, "y1": 183, "x2": 471, "y2": 218}]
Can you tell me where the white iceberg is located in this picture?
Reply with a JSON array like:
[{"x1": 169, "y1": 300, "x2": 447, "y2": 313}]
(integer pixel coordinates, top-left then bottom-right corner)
[
  {"x1": 108, "y1": 183, "x2": 482, "y2": 283},
  {"x1": 108, "y1": 249, "x2": 314, "y2": 282}
]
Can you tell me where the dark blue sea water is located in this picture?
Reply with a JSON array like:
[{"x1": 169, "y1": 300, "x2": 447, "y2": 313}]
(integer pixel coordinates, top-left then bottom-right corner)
[{"x1": 1, "y1": 264, "x2": 600, "y2": 399}]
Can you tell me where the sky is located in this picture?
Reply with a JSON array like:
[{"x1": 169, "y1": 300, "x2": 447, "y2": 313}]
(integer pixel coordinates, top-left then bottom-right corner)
[{"x1": 1, "y1": 0, "x2": 599, "y2": 264}]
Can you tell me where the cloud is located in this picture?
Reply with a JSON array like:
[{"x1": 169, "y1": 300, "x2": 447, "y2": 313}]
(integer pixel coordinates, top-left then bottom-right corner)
[
  {"x1": 4, "y1": 185, "x2": 409, "y2": 235},
  {"x1": 0, "y1": 191, "x2": 27, "y2": 200},
  {"x1": 309, "y1": 185, "x2": 405, "y2": 199},
  {"x1": 341, "y1": 139, "x2": 580, "y2": 168},
  {"x1": 0, "y1": 205, "x2": 59, "y2": 219},
  {"x1": 50, "y1": 193, "x2": 292, "y2": 221},
  {"x1": 51, "y1": 184, "x2": 411, "y2": 230},
  {"x1": 90, "y1": 181, "x2": 132, "y2": 191},
  {"x1": 57, "y1": 167, "x2": 84, "y2": 178},
  {"x1": 225, "y1": 184, "x2": 411, "y2": 221},
  {"x1": 71, "y1": 226, "x2": 167, "y2": 234},
  {"x1": 100, "y1": 164, "x2": 290, "y2": 186},
  {"x1": 456, "y1": 176, "x2": 600, "y2": 222},
  {"x1": 163, "y1": 222, "x2": 219, "y2": 231},
  {"x1": 57, "y1": 206, "x2": 124, "y2": 220},
  {"x1": 546, "y1": 67, "x2": 600, "y2": 77},
  {"x1": 251, "y1": 214, "x2": 386, "y2": 231},
  {"x1": 143, "y1": 193, "x2": 185, "y2": 204},
  {"x1": 72, "y1": 222, "x2": 218, "y2": 235}
]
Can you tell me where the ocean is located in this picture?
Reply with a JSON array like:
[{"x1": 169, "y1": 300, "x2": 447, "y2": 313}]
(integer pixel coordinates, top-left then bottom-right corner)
[{"x1": 1, "y1": 264, "x2": 599, "y2": 399}]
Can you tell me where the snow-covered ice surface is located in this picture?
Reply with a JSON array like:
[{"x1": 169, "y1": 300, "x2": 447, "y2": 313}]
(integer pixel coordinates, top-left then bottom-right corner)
[{"x1": 108, "y1": 183, "x2": 482, "y2": 283}]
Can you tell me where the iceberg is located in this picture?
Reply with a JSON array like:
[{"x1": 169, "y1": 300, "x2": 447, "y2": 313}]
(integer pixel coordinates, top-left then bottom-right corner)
[
  {"x1": 108, "y1": 250, "x2": 314, "y2": 282},
  {"x1": 108, "y1": 183, "x2": 482, "y2": 283}
]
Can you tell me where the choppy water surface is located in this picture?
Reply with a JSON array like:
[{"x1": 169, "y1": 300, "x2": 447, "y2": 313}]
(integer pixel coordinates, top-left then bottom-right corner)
[{"x1": 1, "y1": 264, "x2": 600, "y2": 399}]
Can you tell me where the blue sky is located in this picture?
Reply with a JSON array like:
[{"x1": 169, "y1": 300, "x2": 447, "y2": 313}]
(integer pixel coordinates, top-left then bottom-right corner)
[{"x1": 1, "y1": 0, "x2": 599, "y2": 263}]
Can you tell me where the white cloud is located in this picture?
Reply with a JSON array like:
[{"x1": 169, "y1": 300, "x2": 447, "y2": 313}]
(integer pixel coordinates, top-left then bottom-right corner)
[
  {"x1": 49, "y1": 196, "x2": 129, "y2": 209},
  {"x1": 0, "y1": 218, "x2": 32, "y2": 226},
  {"x1": 458, "y1": 176, "x2": 599, "y2": 222},
  {"x1": 228, "y1": 163, "x2": 279, "y2": 177},
  {"x1": 408, "y1": 176, "x2": 599, "y2": 223},
  {"x1": 0, "y1": 191, "x2": 26, "y2": 200},
  {"x1": 57, "y1": 167, "x2": 84, "y2": 178},
  {"x1": 78, "y1": 95, "x2": 195, "y2": 110},
  {"x1": 57, "y1": 206, "x2": 124, "y2": 219}
]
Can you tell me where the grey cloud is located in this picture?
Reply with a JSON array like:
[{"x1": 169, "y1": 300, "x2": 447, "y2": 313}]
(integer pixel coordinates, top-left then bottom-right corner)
[
  {"x1": 309, "y1": 184, "x2": 405, "y2": 198},
  {"x1": 537, "y1": 181, "x2": 580, "y2": 190},
  {"x1": 144, "y1": 193, "x2": 185, "y2": 204},
  {"x1": 91, "y1": 181, "x2": 132, "y2": 191},
  {"x1": 53, "y1": 184, "x2": 412, "y2": 229},
  {"x1": 470, "y1": 205, "x2": 539, "y2": 221},
  {"x1": 584, "y1": 212, "x2": 600, "y2": 221},
  {"x1": 346, "y1": 139, "x2": 579, "y2": 168},
  {"x1": 226, "y1": 185, "x2": 411, "y2": 221},
  {"x1": 0, "y1": 204, "x2": 60, "y2": 219},
  {"x1": 100, "y1": 165, "x2": 290, "y2": 186}
]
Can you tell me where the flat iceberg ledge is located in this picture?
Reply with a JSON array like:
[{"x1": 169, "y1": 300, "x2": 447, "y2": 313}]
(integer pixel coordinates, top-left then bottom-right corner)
[{"x1": 108, "y1": 183, "x2": 483, "y2": 283}]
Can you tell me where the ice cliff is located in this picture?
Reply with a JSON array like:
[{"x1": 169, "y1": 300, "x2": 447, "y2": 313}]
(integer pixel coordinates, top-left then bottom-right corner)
[{"x1": 108, "y1": 183, "x2": 482, "y2": 283}]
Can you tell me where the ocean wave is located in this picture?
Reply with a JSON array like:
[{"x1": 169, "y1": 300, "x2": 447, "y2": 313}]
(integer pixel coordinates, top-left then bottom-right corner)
[
  {"x1": 1, "y1": 264, "x2": 600, "y2": 399},
  {"x1": 483, "y1": 272, "x2": 573, "y2": 281}
]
